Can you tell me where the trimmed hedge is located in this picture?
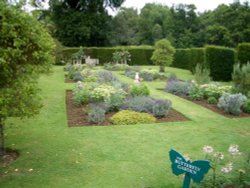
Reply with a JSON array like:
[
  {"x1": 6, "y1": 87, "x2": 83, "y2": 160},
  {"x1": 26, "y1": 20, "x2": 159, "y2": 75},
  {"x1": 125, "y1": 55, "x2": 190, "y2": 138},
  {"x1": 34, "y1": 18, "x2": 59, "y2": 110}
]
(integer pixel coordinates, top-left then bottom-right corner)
[
  {"x1": 189, "y1": 48, "x2": 205, "y2": 73},
  {"x1": 172, "y1": 49, "x2": 190, "y2": 70},
  {"x1": 205, "y1": 45, "x2": 236, "y2": 81},
  {"x1": 238, "y1": 43, "x2": 250, "y2": 65},
  {"x1": 62, "y1": 47, "x2": 154, "y2": 65}
]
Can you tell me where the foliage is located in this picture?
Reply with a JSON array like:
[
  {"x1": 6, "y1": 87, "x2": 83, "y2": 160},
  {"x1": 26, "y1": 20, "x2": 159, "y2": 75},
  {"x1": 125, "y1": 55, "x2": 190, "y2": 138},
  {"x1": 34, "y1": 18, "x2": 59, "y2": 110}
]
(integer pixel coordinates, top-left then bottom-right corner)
[
  {"x1": 189, "y1": 85, "x2": 205, "y2": 100},
  {"x1": 130, "y1": 84, "x2": 150, "y2": 97},
  {"x1": 189, "y1": 48, "x2": 205, "y2": 73},
  {"x1": 205, "y1": 45, "x2": 235, "y2": 81},
  {"x1": 71, "y1": 46, "x2": 85, "y2": 63},
  {"x1": 207, "y1": 97, "x2": 217, "y2": 104},
  {"x1": 172, "y1": 49, "x2": 190, "y2": 70},
  {"x1": 194, "y1": 64, "x2": 211, "y2": 85},
  {"x1": 140, "y1": 69, "x2": 160, "y2": 81},
  {"x1": 238, "y1": 43, "x2": 250, "y2": 65},
  {"x1": 0, "y1": 2, "x2": 55, "y2": 156},
  {"x1": 242, "y1": 99, "x2": 250, "y2": 114},
  {"x1": 122, "y1": 96, "x2": 155, "y2": 114},
  {"x1": 217, "y1": 93, "x2": 247, "y2": 115},
  {"x1": 104, "y1": 63, "x2": 129, "y2": 71},
  {"x1": 97, "y1": 70, "x2": 119, "y2": 83},
  {"x1": 110, "y1": 110, "x2": 156, "y2": 125},
  {"x1": 232, "y1": 63, "x2": 250, "y2": 97},
  {"x1": 66, "y1": 64, "x2": 86, "y2": 80},
  {"x1": 73, "y1": 71, "x2": 83, "y2": 82},
  {"x1": 167, "y1": 73, "x2": 178, "y2": 82},
  {"x1": 87, "y1": 105, "x2": 106, "y2": 125},
  {"x1": 165, "y1": 80, "x2": 194, "y2": 96},
  {"x1": 152, "y1": 99, "x2": 172, "y2": 117},
  {"x1": 104, "y1": 93, "x2": 125, "y2": 112},
  {"x1": 112, "y1": 50, "x2": 131, "y2": 64},
  {"x1": 72, "y1": 83, "x2": 91, "y2": 106},
  {"x1": 151, "y1": 39, "x2": 176, "y2": 72},
  {"x1": 201, "y1": 84, "x2": 232, "y2": 99}
]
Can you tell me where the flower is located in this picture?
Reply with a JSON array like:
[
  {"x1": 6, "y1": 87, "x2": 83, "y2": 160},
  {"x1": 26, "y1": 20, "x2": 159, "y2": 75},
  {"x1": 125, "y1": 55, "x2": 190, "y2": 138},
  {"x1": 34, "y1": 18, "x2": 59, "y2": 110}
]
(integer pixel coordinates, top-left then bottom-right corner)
[
  {"x1": 228, "y1": 144, "x2": 241, "y2": 156},
  {"x1": 203, "y1": 145, "x2": 214, "y2": 154},
  {"x1": 213, "y1": 152, "x2": 224, "y2": 160},
  {"x1": 221, "y1": 163, "x2": 233, "y2": 173}
]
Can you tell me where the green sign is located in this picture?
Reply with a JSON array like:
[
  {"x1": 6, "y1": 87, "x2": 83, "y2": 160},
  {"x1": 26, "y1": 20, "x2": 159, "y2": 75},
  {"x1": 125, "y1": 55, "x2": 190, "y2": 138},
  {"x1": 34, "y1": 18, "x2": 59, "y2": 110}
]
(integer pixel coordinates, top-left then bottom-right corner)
[{"x1": 169, "y1": 149, "x2": 211, "y2": 188}]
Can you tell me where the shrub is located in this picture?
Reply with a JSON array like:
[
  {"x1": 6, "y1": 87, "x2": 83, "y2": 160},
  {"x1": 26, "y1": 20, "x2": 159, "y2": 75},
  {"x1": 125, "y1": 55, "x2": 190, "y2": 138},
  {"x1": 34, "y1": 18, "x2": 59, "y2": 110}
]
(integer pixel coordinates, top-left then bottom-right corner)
[
  {"x1": 104, "y1": 63, "x2": 129, "y2": 71},
  {"x1": 201, "y1": 84, "x2": 232, "y2": 99},
  {"x1": 165, "y1": 80, "x2": 194, "y2": 96},
  {"x1": 140, "y1": 69, "x2": 159, "y2": 81},
  {"x1": 205, "y1": 45, "x2": 235, "y2": 81},
  {"x1": 122, "y1": 96, "x2": 155, "y2": 113},
  {"x1": 152, "y1": 99, "x2": 172, "y2": 117},
  {"x1": 130, "y1": 84, "x2": 150, "y2": 97},
  {"x1": 125, "y1": 70, "x2": 136, "y2": 79},
  {"x1": 110, "y1": 110, "x2": 156, "y2": 125},
  {"x1": 232, "y1": 63, "x2": 250, "y2": 97},
  {"x1": 88, "y1": 106, "x2": 106, "y2": 124},
  {"x1": 104, "y1": 93, "x2": 125, "y2": 112},
  {"x1": 72, "y1": 83, "x2": 92, "y2": 105},
  {"x1": 207, "y1": 96, "x2": 217, "y2": 104},
  {"x1": 238, "y1": 43, "x2": 250, "y2": 65},
  {"x1": 189, "y1": 85, "x2": 204, "y2": 100},
  {"x1": 189, "y1": 48, "x2": 205, "y2": 73},
  {"x1": 217, "y1": 93, "x2": 247, "y2": 115},
  {"x1": 194, "y1": 64, "x2": 211, "y2": 85},
  {"x1": 167, "y1": 73, "x2": 178, "y2": 82},
  {"x1": 97, "y1": 70, "x2": 119, "y2": 83},
  {"x1": 242, "y1": 99, "x2": 250, "y2": 114}
]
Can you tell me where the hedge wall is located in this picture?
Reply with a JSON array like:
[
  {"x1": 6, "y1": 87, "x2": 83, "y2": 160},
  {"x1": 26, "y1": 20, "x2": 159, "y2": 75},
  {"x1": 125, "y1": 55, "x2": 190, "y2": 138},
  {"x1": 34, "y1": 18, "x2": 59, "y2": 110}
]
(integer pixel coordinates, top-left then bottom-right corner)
[
  {"x1": 189, "y1": 48, "x2": 205, "y2": 73},
  {"x1": 238, "y1": 43, "x2": 250, "y2": 65},
  {"x1": 205, "y1": 45, "x2": 236, "y2": 81},
  {"x1": 172, "y1": 49, "x2": 191, "y2": 70},
  {"x1": 61, "y1": 47, "x2": 154, "y2": 65}
]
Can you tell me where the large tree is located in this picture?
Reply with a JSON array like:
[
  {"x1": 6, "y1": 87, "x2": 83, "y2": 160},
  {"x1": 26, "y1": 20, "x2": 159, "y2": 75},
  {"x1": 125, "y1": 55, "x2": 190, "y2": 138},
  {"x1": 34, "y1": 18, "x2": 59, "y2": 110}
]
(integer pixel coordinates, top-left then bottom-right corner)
[
  {"x1": 49, "y1": 0, "x2": 124, "y2": 46},
  {"x1": 0, "y1": 2, "x2": 55, "y2": 157}
]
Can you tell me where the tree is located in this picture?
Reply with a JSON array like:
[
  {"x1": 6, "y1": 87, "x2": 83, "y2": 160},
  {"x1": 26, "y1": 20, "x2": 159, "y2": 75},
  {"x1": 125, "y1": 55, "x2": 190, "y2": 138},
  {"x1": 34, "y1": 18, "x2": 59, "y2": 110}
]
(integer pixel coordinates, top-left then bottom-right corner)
[
  {"x1": 49, "y1": 0, "x2": 125, "y2": 46},
  {"x1": 151, "y1": 39, "x2": 175, "y2": 72},
  {"x1": 0, "y1": 2, "x2": 55, "y2": 157}
]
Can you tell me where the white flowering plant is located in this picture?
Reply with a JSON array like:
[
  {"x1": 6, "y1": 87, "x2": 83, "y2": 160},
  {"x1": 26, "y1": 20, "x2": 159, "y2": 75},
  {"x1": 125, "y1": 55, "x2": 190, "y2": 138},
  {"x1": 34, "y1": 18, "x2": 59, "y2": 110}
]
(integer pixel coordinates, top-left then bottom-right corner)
[{"x1": 194, "y1": 144, "x2": 250, "y2": 188}]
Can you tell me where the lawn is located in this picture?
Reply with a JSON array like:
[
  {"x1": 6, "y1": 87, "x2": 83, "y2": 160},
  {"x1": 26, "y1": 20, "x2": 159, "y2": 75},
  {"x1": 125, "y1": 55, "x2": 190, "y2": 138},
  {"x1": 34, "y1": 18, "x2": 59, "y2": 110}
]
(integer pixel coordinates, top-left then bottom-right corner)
[{"x1": 0, "y1": 66, "x2": 249, "y2": 188}]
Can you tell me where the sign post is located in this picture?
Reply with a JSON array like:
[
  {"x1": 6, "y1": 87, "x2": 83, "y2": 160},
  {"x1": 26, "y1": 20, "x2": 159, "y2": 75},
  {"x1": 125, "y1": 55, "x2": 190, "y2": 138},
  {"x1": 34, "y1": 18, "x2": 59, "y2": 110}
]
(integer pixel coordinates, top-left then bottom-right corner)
[{"x1": 169, "y1": 149, "x2": 211, "y2": 188}]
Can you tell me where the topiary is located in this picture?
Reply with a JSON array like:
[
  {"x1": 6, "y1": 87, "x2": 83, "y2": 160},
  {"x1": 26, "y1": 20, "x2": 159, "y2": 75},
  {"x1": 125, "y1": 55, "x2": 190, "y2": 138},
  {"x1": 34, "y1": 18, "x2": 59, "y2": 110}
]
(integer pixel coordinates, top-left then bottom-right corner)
[
  {"x1": 207, "y1": 96, "x2": 217, "y2": 104},
  {"x1": 88, "y1": 106, "x2": 106, "y2": 124},
  {"x1": 152, "y1": 99, "x2": 172, "y2": 117},
  {"x1": 242, "y1": 99, "x2": 250, "y2": 114},
  {"x1": 217, "y1": 93, "x2": 247, "y2": 115},
  {"x1": 110, "y1": 110, "x2": 156, "y2": 125},
  {"x1": 130, "y1": 84, "x2": 150, "y2": 97}
]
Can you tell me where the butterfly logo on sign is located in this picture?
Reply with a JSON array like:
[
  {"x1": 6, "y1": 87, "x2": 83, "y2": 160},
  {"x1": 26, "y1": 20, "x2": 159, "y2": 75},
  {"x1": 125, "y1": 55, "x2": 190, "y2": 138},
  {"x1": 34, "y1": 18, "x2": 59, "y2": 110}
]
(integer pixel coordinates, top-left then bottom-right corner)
[{"x1": 169, "y1": 149, "x2": 211, "y2": 188}]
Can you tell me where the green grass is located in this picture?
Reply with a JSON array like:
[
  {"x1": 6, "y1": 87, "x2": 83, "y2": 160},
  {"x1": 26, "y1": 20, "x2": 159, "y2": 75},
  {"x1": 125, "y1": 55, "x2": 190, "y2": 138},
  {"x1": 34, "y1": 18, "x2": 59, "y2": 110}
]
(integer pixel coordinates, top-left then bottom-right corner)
[{"x1": 0, "y1": 66, "x2": 249, "y2": 188}]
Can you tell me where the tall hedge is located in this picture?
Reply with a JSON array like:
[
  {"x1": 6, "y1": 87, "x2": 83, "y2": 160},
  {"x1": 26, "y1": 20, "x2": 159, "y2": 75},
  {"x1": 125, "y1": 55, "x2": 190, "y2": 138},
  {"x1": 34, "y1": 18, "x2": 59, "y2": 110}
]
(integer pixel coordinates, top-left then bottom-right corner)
[
  {"x1": 189, "y1": 48, "x2": 205, "y2": 73},
  {"x1": 238, "y1": 43, "x2": 250, "y2": 65},
  {"x1": 172, "y1": 49, "x2": 191, "y2": 70},
  {"x1": 61, "y1": 47, "x2": 154, "y2": 65},
  {"x1": 205, "y1": 46, "x2": 236, "y2": 81}
]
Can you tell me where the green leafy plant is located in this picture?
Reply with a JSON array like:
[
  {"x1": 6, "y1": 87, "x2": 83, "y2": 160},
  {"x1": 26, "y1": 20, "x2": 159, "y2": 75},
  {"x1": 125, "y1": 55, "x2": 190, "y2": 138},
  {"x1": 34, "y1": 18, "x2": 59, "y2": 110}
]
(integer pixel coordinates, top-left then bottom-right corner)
[
  {"x1": 242, "y1": 99, "x2": 250, "y2": 114},
  {"x1": 189, "y1": 85, "x2": 205, "y2": 100},
  {"x1": 201, "y1": 84, "x2": 232, "y2": 99},
  {"x1": 140, "y1": 69, "x2": 159, "y2": 81},
  {"x1": 207, "y1": 96, "x2": 217, "y2": 104},
  {"x1": 110, "y1": 110, "x2": 156, "y2": 125},
  {"x1": 88, "y1": 106, "x2": 106, "y2": 125},
  {"x1": 104, "y1": 93, "x2": 125, "y2": 112},
  {"x1": 130, "y1": 84, "x2": 150, "y2": 97},
  {"x1": 194, "y1": 64, "x2": 211, "y2": 85},
  {"x1": 217, "y1": 93, "x2": 247, "y2": 115}
]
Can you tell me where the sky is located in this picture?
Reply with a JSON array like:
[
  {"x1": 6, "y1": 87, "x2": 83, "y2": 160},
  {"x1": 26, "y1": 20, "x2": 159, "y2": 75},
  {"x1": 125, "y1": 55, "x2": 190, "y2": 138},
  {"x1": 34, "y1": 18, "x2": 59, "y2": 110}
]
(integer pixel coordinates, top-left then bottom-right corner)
[{"x1": 110, "y1": 0, "x2": 240, "y2": 14}]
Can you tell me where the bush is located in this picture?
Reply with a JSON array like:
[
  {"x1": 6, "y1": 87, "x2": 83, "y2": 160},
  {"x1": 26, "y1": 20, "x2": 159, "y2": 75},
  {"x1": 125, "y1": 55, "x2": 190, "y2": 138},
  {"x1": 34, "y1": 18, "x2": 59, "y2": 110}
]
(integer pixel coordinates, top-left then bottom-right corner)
[
  {"x1": 201, "y1": 84, "x2": 232, "y2": 99},
  {"x1": 207, "y1": 96, "x2": 217, "y2": 104},
  {"x1": 232, "y1": 63, "x2": 250, "y2": 97},
  {"x1": 238, "y1": 43, "x2": 250, "y2": 65},
  {"x1": 243, "y1": 99, "x2": 250, "y2": 114},
  {"x1": 97, "y1": 70, "x2": 119, "y2": 83},
  {"x1": 72, "y1": 83, "x2": 91, "y2": 105},
  {"x1": 189, "y1": 85, "x2": 204, "y2": 100},
  {"x1": 140, "y1": 69, "x2": 159, "y2": 81},
  {"x1": 194, "y1": 64, "x2": 211, "y2": 85},
  {"x1": 167, "y1": 73, "x2": 178, "y2": 82},
  {"x1": 189, "y1": 48, "x2": 205, "y2": 73},
  {"x1": 73, "y1": 71, "x2": 83, "y2": 81},
  {"x1": 217, "y1": 93, "x2": 247, "y2": 115},
  {"x1": 205, "y1": 45, "x2": 236, "y2": 81},
  {"x1": 88, "y1": 106, "x2": 106, "y2": 124},
  {"x1": 110, "y1": 110, "x2": 156, "y2": 125},
  {"x1": 122, "y1": 96, "x2": 155, "y2": 113},
  {"x1": 130, "y1": 84, "x2": 150, "y2": 97},
  {"x1": 165, "y1": 80, "x2": 194, "y2": 96},
  {"x1": 104, "y1": 63, "x2": 129, "y2": 71},
  {"x1": 152, "y1": 99, "x2": 172, "y2": 117},
  {"x1": 104, "y1": 93, "x2": 125, "y2": 112}
]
